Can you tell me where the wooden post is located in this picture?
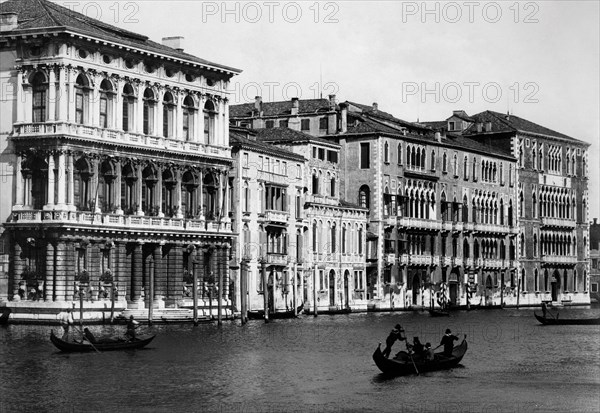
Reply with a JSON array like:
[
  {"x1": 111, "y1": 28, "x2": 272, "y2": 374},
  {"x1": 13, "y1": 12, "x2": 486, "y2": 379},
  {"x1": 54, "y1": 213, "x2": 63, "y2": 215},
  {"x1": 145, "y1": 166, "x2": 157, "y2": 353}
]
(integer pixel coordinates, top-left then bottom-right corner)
[
  {"x1": 500, "y1": 271, "x2": 504, "y2": 308},
  {"x1": 293, "y1": 262, "x2": 297, "y2": 316},
  {"x1": 217, "y1": 248, "x2": 223, "y2": 326},
  {"x1": 110, "y1": 281, "x2": 115, "y2": 323},
  {"x1": 79, "y1": 285, "x2": 84, "y2": 329},
  {"x1": 261, "y1": 259, "x2": 268, "y2": 323},
  {"x1": 240, "y1": 259, "x2": 247, "y2": 325},
  {"x1": 516, "y1": 272, "x2": 521, "y2": 309},
  {"x1": 148, "y1": 258, "x2": 154, "y2": 325},
  {"x1": 313, "y1": 266, "x2": 318, "y2": 317},
  {"x1": 192, "y1": 256, "x2": 198, "y2": 326}
]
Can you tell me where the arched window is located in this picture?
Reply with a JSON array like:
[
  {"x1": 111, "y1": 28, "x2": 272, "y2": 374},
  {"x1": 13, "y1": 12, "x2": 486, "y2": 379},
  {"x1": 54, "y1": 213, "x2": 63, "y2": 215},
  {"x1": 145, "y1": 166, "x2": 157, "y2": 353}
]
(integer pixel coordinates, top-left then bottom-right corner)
[
  {"x1": 204, "y1": 100, "x2": 216, "y2": 144},
  {"x1": 358, "y1": 185, "x2": 370, "y2": 209},
  {"x1": 142, "y1": 165, "x2": 158, "y2": 215},
  {"x1": 74, "y1": 157, "x2": 92, "y2": 211},
  {"x1": 161, "y1": 169, "x2": 176, "y2": 217},
  {"x1": 312, "y1": 221, "x2": 318, "y2": 252},
  {"x1": 31, "y1": 72, "x2": 47, "y2": 123},
  {"x1": 384, "y1": 141, "x2": 389, "y2": 163},
  {"x1": 181, "y1": 171, "x2": 198, "y2": 218},
  {"x1": 430, "y1": 150, "x2": 436, "y2": 170},
  {"x1": 183, "y1": 95, "x2": 196, "y2": 141},
  {"x1": 358, "y1": 226, "x2": 363, "y2": 255},
  {"x1": 203, "y1": 173, "x2": 217, "y2": 220},
  {"x1": 453, "y1": 154, "x2": 458, "y2": 176},
  {"x1": 122, "y1": 83, "x2": 135, "y2": 132},
  {"x1": 330, "y1": 177, "x2": 336, "y2": 197},
  {"x1": 331, "y1": 222, "x2": 337, "y2": 253},
  {"x1": 98, "y1": 160, "x2": 116, "y2": 212},
  {"x1": 99, "y1": 79, "x2": 114, "y2": 128},
  {"x1": 442, "y1": 152, "x2": 448, "y2": 172},
  {"x1": 397, "y1": 143, "x2": 402, "y2": 165},
  {"x1": 312, "y1": 172, "x2": 319, "y2": 195},
  {"x1": 75, "y1": 74, "x2": 91, "y2": 125},
  {"x1": 143, "y1": 88, "x2": 156, "y2": 135},
  {"x1": 162, "y1": 91, "x2": 174, "y2": 138}
]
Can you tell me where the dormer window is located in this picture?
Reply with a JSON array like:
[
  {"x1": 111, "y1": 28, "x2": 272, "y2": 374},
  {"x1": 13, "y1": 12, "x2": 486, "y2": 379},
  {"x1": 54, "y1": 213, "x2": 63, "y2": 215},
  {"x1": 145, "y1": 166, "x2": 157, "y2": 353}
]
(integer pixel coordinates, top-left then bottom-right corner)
[{"x1": 448, "y1": 121, "x2": 456, "y2": 131}]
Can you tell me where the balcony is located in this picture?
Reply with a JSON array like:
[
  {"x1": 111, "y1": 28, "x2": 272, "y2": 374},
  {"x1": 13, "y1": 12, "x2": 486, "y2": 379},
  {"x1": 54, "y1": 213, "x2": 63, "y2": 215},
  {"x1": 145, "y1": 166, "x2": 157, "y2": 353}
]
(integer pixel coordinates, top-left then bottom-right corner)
[
  {"x1": 266, "y1": 253, "x2": 288, "y2": 265},
  {"x1": 263, "y1": 210, "x2": 289, "y2": 224},
  {"x1": 541, "y1": 217, "x2": 577, "y2": 229},
  {"x1": 482, "y1": 258, "x2": 504, "y2": 269},
  {"x1": 465, "y1": 258, "x2": 474, "y2": 268},
  {"x1": 10, "y1": 209, "x2": 232, "y2": 232},
  {"x1": 13, "y1": 122, "x2": 230, "y2": 159},
  {"x1": 463, "y1": 222, "x2": 474, "y2": 232},
  {"x1": 399, "y1": 254, "x2": 409, "y2": 265},
  {"x1": 410, "y1": 254, "x2": 434, "y2": 266},
  {"x1": 441, "y1": 256, "x2": 452, "y2": 267},
  {"x1": 452, "y1": 257, "x2": 463, "y2": 267},
  {"x1": 473, "y1": 222, "x2": 510, "y2": 234},
  {"x1": 384, "y1": 216, "x2": 397, "y2": 228},
  {"x1": 384, "y1": 253, "x2": 396, "y2": 265},
  {"x1": 402, "y1": 217, "x2": 441, "y2": 231},
  {"x1": 541, "y1": 255, "x2": 577, "y2": 265},
  {"x1": 453, "y1": 222, "x2": 463, "y2": 233},
  {"x1": 441, "y1": 221, "x2": 453, "y2": 232}
]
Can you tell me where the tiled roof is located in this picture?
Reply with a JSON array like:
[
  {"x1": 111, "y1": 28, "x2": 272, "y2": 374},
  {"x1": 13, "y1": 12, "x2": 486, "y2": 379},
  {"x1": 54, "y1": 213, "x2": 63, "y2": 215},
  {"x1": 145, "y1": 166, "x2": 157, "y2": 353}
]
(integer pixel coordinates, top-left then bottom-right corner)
[
  {"x1": 450, "y1": 111, "x2": 476, "y2": 123},
  {"x1": 345, "y1": 101, "x2": 426, "y2": 130},
  {"x1": 0, "y1": 0, "x2": 240, "y2": 74},
  {"x1": 255, "y1": 127, "x2": 339, "y2": 147},
  {"x1": 421, "y1": 121, "x2": 447, "y2": 131},
  {"x1": 230, "y1": 128, "x2": 305, "y2": 161},
  {"x1": 466, "y1": 111, "x2": 585, "y2": 143},
  {"x1": 230, "y1": 99, "x2": 333, "y2": 118}
]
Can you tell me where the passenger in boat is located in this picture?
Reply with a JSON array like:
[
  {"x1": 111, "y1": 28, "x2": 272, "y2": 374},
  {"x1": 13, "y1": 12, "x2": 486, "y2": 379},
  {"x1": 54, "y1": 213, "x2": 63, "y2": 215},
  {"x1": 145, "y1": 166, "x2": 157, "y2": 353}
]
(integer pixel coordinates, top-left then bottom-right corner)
[
  {"x1": 382, "y1": 324, "x2": 406, "y2": 358},
  {"x1": 126, "y1": 315, "x2": 140, "y2": 341},
  {"x1": 541, "y1": 302, "x2": 548, "y2": 318},
  {"x1": 59, "y1": 308, "x2": 74, "y2": 340},
  {"x1": 424, "y1": 343, "x2": 435, "y2": 361},
  {"x1": 438, "y1": 329, "x2": 459, "y2": 357},
  {"x1": 83, "y1": 328, "x2": 97, "y2": 344},
  {"x1": 407, "y1": 337, "x2": 424, "y2": 357}
]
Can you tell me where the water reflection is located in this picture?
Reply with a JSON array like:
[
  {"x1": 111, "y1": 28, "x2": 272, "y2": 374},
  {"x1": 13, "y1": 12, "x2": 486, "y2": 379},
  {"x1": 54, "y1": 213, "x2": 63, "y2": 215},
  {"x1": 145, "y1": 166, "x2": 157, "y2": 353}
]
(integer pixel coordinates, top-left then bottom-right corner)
[{"x1": 1, "y1": 308, "x2": 599, "y2": 413}]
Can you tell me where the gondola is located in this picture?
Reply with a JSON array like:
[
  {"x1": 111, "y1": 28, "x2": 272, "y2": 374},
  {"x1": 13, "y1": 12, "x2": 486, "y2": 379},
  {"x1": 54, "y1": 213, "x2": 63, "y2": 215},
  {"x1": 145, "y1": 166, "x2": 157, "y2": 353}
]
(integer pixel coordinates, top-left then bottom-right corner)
[
  {"x1": 534, "y1": 312, "x2": 600, "y2": 326},
  {"x1": 373, "y1": 337, "x2": 468, "y2": 376},
  {"x1": 247, "y1": 303, "x2": 304, "y2": 320},
  {"x1": 50, "y1": 330, "x2": 156, "y2": 352},
  {"x1": 428, "y1": 309, "x2": 450, "y2": 317}
]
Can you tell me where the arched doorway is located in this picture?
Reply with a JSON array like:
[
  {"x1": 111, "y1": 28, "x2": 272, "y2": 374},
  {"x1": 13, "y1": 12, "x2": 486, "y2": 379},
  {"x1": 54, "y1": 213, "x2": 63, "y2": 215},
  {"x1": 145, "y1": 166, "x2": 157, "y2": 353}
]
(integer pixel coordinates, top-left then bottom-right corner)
[
  {"x1": 485, "y1": 274, "x2": 494, "y2": 305},
  {"x1": 448, "y1": 269, "x2": 460, "y2": 305},
  {"x1": 343, "y1": 270, "x2": 350, "y2": 309},
  {"x1": 551, "y1": 269, "x2": 560, "y2": 301},
  {"x1": 329, "y1": 270, "x2": 336, "y2": 307},
  {"x1": 412, "y1": 273, "x2": 421, "y2": 305}
]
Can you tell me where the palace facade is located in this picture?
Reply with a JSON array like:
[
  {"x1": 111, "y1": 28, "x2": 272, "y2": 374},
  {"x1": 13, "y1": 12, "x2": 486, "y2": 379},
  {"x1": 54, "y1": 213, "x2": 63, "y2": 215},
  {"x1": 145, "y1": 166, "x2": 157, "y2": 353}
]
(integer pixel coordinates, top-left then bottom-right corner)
[{"x1": 0, "y1": 0, "x2": 240, "y2": 312}]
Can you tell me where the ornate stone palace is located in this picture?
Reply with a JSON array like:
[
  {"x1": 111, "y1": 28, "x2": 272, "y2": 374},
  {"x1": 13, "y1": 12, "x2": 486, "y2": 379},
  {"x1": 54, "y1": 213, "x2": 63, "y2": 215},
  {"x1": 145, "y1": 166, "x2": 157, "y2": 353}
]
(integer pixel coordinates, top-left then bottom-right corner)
[{"x1": 0, "y1": 0, "x2": 240, "y2": 311}]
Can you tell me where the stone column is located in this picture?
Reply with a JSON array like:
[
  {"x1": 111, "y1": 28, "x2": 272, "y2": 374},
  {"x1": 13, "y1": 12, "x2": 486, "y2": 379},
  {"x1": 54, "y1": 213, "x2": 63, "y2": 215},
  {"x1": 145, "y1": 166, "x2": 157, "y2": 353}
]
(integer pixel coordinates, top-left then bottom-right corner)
[
  {"x1": 16, "y1": 70, "x2": 24, "y2": 123},
  {"x1": 170, "y1": 244, "x2": 183, "y2": 301},
  {"x1": 131, "y1": 243, "x2": 143, "y2": 302},
  {"x1": 136, "y1": 84, "x2": 144, "y2": 134},
  {"x1": 67, "y1": 68, "x2": 76, "y2": 123},
  {"x1": 198, "y1": 94, "x2": 206, "y2": 144},
  {"x1": 198, "y1": 168, "x2": 204, "y2": 219},
  {"x1": 114, "y1": 241, "x2": 125, "y2": 301},
  {"x1": 45, "y1": 153, "x2": 55, "y2": 209},
  {"x1": 53, "y1": 241, "x2": 67, "y2": 301},
  {"x1": 156, "y1": 88, "x2": 164, "y2": 138},
  {"x1": 115, "y1": 79, "x2": 123, "y2": 130},
  {"x1": 90, "y1": 74, "x2": 100, "y2": 127},
  {"x1": 57, "y1": 66, "x2": 68, "y2": 122},
  {"x1": 157, "y1": 164, "x2": 163, "y2": 217},
  {"x1": 136, "y1": 164, "x2": 143, "y2": 215},
  {"x1": 45, "y1": 241, "x2": 55, "y2": 301},
  {"x1": 14, "y1": 155, "x2": 24, "y2": 208},
  {"x1": 175, "y1": 169, "x2": 183, "y2": 218},
  {"x1": 12, "y1": 241, "x2": 23, "y2": 299},
  {"x1": 153, "y1": 244, "x2": 164, "y2": 301},
  {"x1": 48, "y1": 67, "x2": 56, "y2": 122},
  {"x1": 67, "y1": 152, "x2": 75, "y2": 210},
  {"x1": 115, "y1": 159, "x2": 123, "y2": 214},
  {"x1": 56, "y1": 151, "x2": 66, "y2": 209}
]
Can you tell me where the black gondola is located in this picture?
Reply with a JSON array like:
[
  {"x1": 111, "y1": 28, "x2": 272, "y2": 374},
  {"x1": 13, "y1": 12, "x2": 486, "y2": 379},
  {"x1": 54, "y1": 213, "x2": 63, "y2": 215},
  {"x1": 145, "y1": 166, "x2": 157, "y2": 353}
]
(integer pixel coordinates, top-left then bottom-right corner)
[
  {"x1": 534, "y1": 312, "x2": 600, "y2": 325},
  {"x1": 50, "y1": 330, "x2": 155, "y2": 352},
  {"x1": 373, "y1": 337, "x2": 468, "y2": 376},
  {"x1": 247, "y1": 303, "x2": 304, "y2": 320}
]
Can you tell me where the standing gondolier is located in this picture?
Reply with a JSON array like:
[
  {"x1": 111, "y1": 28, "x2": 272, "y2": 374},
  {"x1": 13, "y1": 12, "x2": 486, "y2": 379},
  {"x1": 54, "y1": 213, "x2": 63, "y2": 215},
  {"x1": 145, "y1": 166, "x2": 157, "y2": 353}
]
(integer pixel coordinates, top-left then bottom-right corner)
[{"x1": 58, "y1": 308, "x2": 74, "y2": 340}]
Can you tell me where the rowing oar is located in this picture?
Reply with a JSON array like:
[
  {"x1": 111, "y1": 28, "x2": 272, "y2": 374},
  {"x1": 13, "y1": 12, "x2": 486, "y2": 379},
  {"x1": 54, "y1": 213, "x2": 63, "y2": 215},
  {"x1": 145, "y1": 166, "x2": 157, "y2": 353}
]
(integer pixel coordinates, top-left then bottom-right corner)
[
  {"x1": 75, "y1": 326, "x2": 101, "y2": 353},
  {"x1": 406, "y1": 342, "x2": 419, "y2": 375}
]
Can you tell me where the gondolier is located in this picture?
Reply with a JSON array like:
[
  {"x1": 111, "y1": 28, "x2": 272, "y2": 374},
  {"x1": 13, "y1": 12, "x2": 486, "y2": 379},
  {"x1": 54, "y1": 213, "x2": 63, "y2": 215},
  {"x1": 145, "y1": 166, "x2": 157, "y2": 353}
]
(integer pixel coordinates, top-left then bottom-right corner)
[{"x1": 58, "y1": 308, "x2": 74, "y2": 340}]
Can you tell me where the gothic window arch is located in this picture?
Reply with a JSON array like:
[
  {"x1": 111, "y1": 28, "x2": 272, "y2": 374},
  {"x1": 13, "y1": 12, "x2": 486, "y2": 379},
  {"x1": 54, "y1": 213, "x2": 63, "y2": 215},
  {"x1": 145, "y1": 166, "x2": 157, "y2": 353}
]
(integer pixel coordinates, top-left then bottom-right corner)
[
  {"x1": 384, "y1": 141, "x2": 389, "y2": 163},
  {"x1": 358, "y1": 185, "x2": 370, "y2": 209},
  {"x1": 30, "y1": 71, "x2": 48, "y2": 122},
  {"x1": 143, "y1": 88, "x2": 156, "y2": 135},
  {"x1": 75, "y1": 74, "x2": 92, "y2": 125},
  {"x1": 162, "y1": 91, "x2": 174, "y2": 138},
  {"x1": 122, "y1": 83, "x2": 135, "y2": 132},
  {"x1": 204, "y1": 99, "x2": 217, "y2": 144}
]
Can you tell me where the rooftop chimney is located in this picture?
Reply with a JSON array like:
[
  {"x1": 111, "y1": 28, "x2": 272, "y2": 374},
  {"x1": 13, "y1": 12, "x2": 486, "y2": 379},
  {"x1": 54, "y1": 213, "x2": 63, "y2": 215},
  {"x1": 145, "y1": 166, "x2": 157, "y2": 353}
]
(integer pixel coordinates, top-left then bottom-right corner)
[
  {"x1": 435, "y1": 131, "x2": 441, "y2": 142},
  {"x1": 505, "y1": 111, "x2": 510, "y2": 121},
  {"x1": 291, "y1": 97, "x2": 299, "y2": 115},
  {"x1": 372, "y1": 102, "x2": 378, "y2": 112},
  {"x1": 162, "y1": 36, "x2": 185, "y2": 52},
  {"x1": 0, "y1": 13, "x2": 18, "y2": 32},
  {"x1": 328, "y1": 94, "x2": 336, "y2": 109},
  {"x1": 254, "y1": 96, "x2": 262, "y2": 116},
  {"x1": 339, "y1": 102, "x2": 348, "y2": 134}
]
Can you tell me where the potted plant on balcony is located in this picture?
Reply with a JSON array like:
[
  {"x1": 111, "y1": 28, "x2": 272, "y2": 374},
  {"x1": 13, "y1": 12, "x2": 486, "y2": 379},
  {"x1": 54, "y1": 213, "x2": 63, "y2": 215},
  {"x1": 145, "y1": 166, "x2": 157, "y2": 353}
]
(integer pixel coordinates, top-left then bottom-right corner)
[
  {"x1": 75, "y1": 268, "x2": 90, "y2": 284},
  {"x1": 99, "y1": 269, "x2": 113, "y2": 284},
  {"x1": 21, "y1": 265, "x2": 43, "y2": 300}
]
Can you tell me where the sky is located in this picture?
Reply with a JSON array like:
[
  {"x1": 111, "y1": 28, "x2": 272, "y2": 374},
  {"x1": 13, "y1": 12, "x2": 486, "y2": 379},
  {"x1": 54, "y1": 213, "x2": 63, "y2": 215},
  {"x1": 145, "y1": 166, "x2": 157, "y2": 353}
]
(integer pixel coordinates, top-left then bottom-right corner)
[{"x1": 55, "y1": 0, "x2": 599, "y2": 219}]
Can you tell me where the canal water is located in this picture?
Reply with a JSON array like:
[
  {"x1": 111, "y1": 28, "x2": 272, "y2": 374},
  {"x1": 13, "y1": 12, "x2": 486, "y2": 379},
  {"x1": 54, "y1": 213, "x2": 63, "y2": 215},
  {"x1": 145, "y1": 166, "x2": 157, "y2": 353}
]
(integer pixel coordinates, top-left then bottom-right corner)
[{"x1": 1, "y1": 307, "x2": 599, "y2": 413}]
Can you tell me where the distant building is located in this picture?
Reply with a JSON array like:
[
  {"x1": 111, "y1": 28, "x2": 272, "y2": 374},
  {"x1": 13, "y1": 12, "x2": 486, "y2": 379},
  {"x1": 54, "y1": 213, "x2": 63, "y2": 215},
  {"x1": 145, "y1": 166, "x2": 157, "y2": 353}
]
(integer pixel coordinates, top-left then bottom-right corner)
[
  {"x1": 0, "y1": 0, "x2": 240, "y2": 313},
  {"x1": 590, "y1": 218, "x2": 599, "y2": 302}
]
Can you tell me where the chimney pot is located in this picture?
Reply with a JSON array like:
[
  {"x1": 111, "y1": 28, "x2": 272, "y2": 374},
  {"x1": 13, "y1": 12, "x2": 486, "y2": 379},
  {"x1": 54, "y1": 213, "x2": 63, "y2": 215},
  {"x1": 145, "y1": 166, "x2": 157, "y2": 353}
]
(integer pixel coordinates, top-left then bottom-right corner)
[
  {"x1": 162, "y1": 36, "x2": 185, "y2": 52},
  {"x1": 372, "y1": 102, "x2": 378, "y2": 112},
  {"x1": 0, "y1": 13, "x2": 18, "y2": 32},
  {"x1": 254, "y1": 96, "x2": 263, "y2": 115},
  {"x1": 291, "y1": 97, "x2": 299, "y2": 115}
]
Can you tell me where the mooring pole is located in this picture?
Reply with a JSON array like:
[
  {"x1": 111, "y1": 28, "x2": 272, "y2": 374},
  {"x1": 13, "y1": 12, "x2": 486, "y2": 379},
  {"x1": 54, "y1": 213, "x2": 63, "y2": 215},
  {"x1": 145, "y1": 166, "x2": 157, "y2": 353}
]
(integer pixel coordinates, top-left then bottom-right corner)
[{"x1": 261, "y1": 259, "x2": 269, "y2": 323}]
